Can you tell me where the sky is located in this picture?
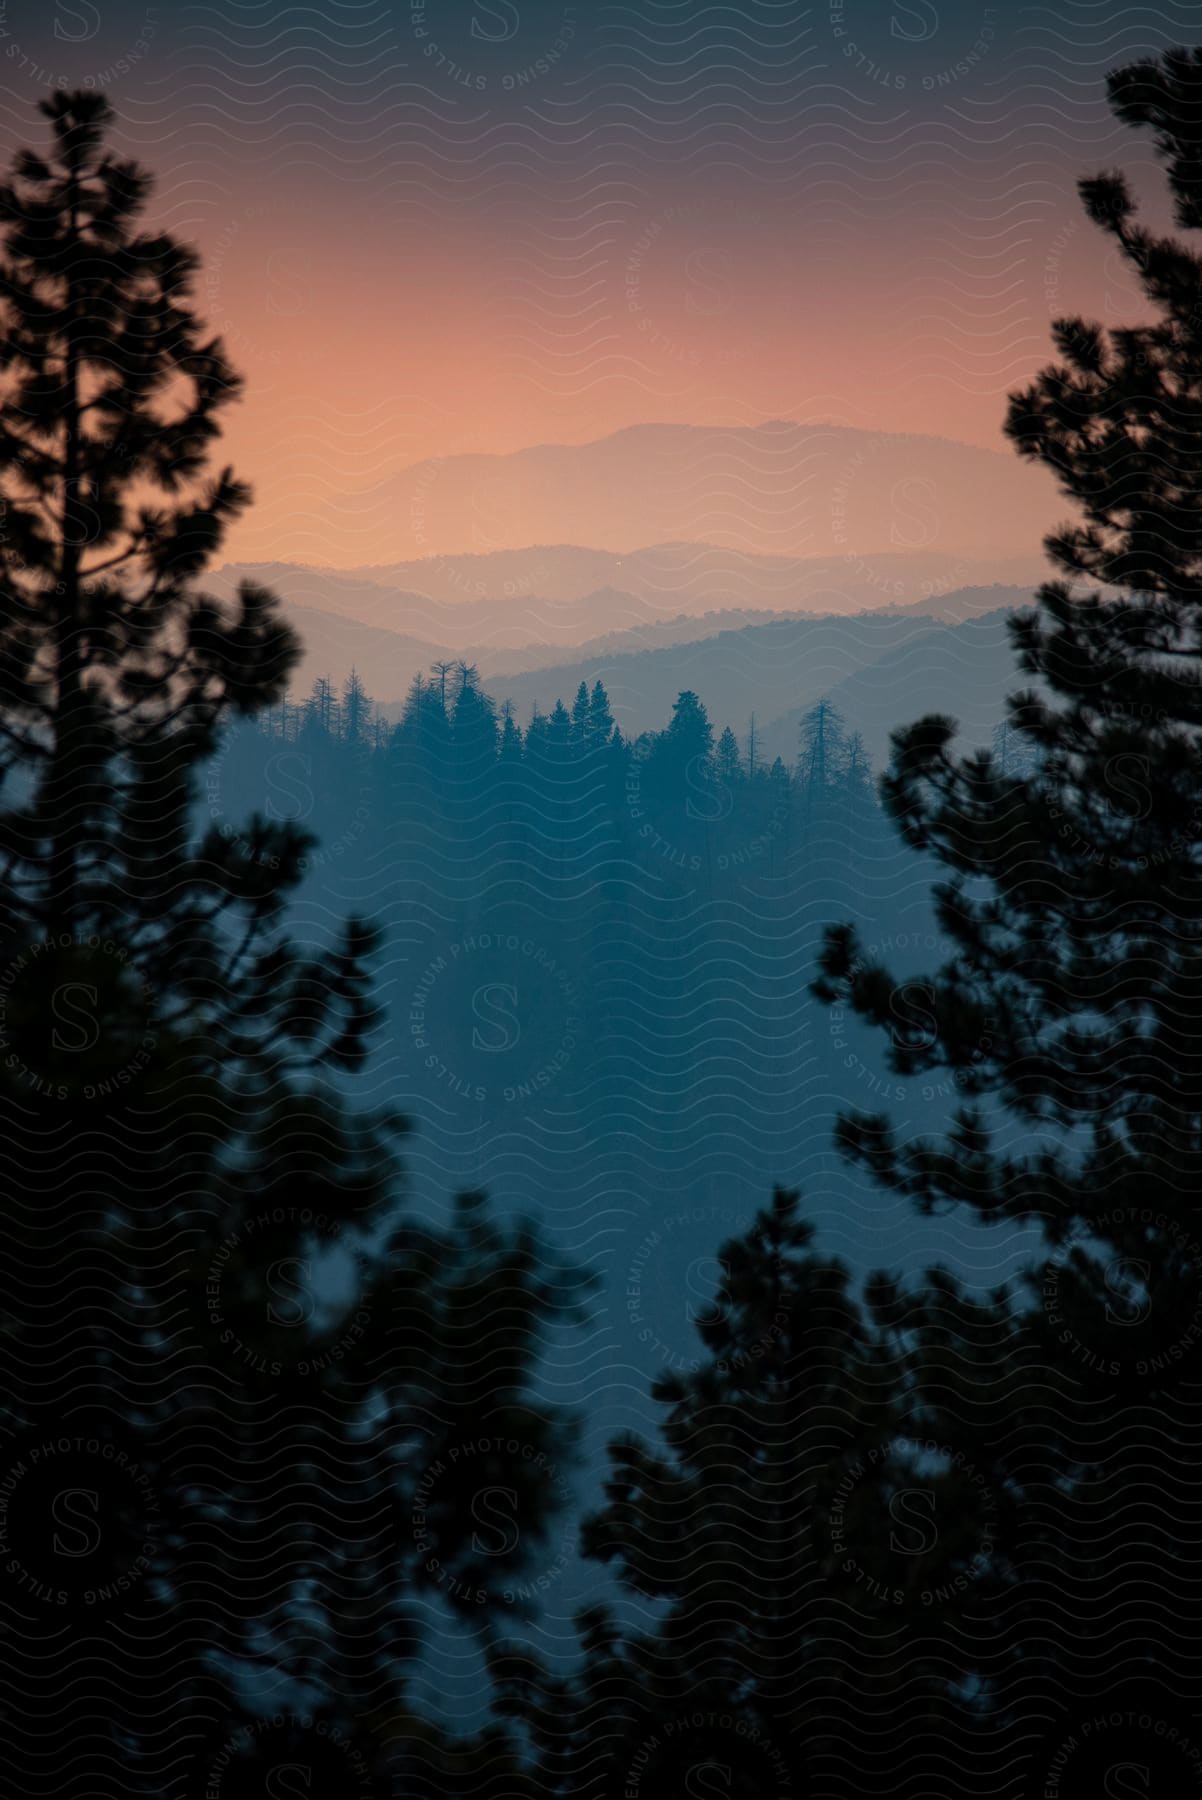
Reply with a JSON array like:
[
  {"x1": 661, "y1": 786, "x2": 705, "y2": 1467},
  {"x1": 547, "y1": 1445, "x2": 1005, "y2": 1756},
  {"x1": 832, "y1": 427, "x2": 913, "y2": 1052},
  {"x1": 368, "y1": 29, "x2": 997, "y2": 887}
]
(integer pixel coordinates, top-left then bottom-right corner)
[{"x1": 0, "y1": 0, "x2": 1178, "y2": 565}]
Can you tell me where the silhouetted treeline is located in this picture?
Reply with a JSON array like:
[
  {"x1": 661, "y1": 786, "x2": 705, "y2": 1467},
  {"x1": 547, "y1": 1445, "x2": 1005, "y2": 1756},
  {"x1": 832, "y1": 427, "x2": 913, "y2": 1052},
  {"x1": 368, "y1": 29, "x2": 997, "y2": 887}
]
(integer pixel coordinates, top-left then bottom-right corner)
[
  {"x1": 253, "y1": 665, "x2": 881, "y2": 893},
  {"x1": 215, "y1": 668, "x2": 923, "y2": 1247}
]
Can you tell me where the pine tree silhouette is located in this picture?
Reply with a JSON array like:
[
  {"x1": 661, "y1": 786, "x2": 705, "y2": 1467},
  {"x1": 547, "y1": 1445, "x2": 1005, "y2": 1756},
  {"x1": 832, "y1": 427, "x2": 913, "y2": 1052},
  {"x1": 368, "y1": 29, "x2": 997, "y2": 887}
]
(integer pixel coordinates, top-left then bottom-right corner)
[
  {"x1": 341, "y1": 667, "x2": 373, "y2": 745},
  {"x1": 715, "y1": 724, "x2": 742, "y2": 786},
  {"x1": 496, "y1": 44, "x2": 1202, "y2": 1800},
  {"x1": 0, "y1": 92, "x2": 583, "y2": 1798},
  {"x1": 745, "y1": 712, "x2": 759, "y2": 780},
  {"x1": 587, "y1": 679, "x2": 615, "y2": 746},
  {"x1": 498, "y1": 1192, "x2": 1036, "y2": 1798},
  {"x1": 571, "y1": 678, "x2": 591, "y2": 741},
  {"x1": 815, "y1": 42, "x2": 1202, "y2": 1786}
]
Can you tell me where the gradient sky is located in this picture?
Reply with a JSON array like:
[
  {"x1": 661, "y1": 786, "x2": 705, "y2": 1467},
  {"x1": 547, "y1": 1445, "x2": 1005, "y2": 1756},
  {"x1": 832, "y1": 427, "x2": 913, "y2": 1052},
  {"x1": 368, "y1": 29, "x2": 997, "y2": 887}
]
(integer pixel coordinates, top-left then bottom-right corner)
[{"x1": 0, "y1": 0, "x2": 1176, "y2": 564}]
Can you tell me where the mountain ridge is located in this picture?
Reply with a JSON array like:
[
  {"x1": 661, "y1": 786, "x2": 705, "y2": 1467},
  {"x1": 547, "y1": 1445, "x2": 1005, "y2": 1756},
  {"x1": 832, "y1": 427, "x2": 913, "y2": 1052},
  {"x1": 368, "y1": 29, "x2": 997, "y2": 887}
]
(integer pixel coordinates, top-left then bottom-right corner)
[{"x1": 296, "y1": 418, "x2": 1058, "y2": 564}]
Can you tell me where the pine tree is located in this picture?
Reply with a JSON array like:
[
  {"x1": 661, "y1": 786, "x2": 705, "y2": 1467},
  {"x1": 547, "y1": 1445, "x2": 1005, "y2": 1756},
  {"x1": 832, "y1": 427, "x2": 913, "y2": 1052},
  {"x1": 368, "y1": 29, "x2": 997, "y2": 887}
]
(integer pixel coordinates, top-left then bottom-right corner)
[
  {"x1": 450, "y1": 671, "x2": 499, "y2": 869},
  {"x1": 715, "y1": 724, "x2": 742, "y2": 786},
  {"x1": 397, "y1": 671, "x2": 427, "y2": 737},
  {"x1": 588, "y1": 678, "x2": 614, "y2": 746},
  {"x1": 570, "y1": 678, "x2": 591, "y2": 741},
  {"x1": 391, "y1": 667, "x2": 453, "y2": 796},
  {"x1": 499, "y1": 699, "x2": 524, "y2": 764},
  {"x1": 500, "y1": 1193, "x2": 1030, "y2": 1798},
  {"x1": 430, "y1": 658, "x2": 455, "y2": 708},
  {"x1": 796, "y1": 698, "x2": 850, "y2": 798},
  {"x1": 305, "y1": 672, "x2": 339, "y2": 738},
  {"x1": 452, "y1": 670, "x2": 499, "y2": 769},
  {"x1": 815, "y1": 43, "x2": 1202, "y2": 1758},
  {"x1": 843, "y1": 728, "x2": 871, "y2": 795},
  {"x1": 746, "y1": 712, "x2": 759, "y2": 780},
  {"x1": 0, "y1": 91, "x2": 581, "y2": 1797},
  {"x1": 605, "y1": 722, "x2": 630, "y2": 824},
  {"x1": 341, "y1": 666, "x2": 373, "y2": 745},
  {"x1": 453, "y1": 657, "x2": 480, "y2": 700},
  {"x1": 664, "y1": 689, "x2": 714, "y2": 764},
  {"x1": 546, "y1": 696, "x2": 572, "y2": 751}
]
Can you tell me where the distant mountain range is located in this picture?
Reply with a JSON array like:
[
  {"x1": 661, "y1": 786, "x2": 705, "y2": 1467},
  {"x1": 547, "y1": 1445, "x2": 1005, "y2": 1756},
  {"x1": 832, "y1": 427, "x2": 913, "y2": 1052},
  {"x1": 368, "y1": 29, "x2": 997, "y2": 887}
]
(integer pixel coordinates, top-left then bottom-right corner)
[
  {"x1": 343, "y1": 541, "x2": 1045, "y2": 617},
  {"x1": 209, "y1": 415, "x2": 1056, "y2": 757},
  {"x1": 757, "y1": 611, "x2": 1022, "y2": 768},
  {"x1": 211, "y1": 543, "x2": 1044, "y2": 644},
  {"x1": 315, "y1": 420, "x2": 1057, "y2": 565},
  {"x1": 210, "y1": 557, "x2": 816, "y2": 651},
  {"x1": 212, "y1": 566, "x2": 1034, "y2": 733},
  {"x1": 409, "y1": 603, "x2": 1026, "y2": 760}
]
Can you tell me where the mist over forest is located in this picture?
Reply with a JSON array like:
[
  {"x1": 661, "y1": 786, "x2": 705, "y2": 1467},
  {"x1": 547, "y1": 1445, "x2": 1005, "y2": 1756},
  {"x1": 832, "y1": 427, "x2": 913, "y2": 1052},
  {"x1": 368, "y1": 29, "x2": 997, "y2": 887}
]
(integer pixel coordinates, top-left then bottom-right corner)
[{"x1": 3, "y1": 12, "x2": 1202, "y2": 1800}]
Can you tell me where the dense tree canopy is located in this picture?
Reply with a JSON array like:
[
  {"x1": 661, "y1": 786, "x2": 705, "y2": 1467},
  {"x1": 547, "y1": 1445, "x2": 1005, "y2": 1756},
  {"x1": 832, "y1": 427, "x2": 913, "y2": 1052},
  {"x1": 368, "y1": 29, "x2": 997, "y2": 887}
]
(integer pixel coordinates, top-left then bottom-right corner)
[
  {"x1": 0, "y1": 92, "x2": 583, "y2": 1799},
  {"x1": 812, "y1": 38, "x2": 1202, "y2": 1779}
]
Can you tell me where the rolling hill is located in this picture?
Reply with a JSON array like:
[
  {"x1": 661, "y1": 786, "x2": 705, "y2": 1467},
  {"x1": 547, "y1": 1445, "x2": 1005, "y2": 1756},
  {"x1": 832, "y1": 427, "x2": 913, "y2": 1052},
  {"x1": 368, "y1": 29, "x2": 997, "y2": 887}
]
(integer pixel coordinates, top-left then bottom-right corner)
[{"x1": 377, "y1": 603, "x2": 1028, "y2": 744}]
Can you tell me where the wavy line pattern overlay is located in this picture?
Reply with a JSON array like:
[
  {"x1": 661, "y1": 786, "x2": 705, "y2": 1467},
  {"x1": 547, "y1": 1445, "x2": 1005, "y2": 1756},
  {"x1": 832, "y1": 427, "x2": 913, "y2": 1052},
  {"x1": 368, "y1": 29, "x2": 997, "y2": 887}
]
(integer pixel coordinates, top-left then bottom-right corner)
[{"x1": 1, "y1": 6, "x2": 1200, "y2": 1799}]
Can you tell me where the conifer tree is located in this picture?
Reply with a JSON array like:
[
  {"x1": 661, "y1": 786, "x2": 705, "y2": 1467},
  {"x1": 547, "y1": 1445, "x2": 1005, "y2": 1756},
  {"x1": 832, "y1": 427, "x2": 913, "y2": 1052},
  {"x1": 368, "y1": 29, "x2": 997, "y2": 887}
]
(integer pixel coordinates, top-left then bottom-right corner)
[
  {"x1": 501, "y1": 1193, "x2": 1032, "y2": 1798},
  {"x1": 341, "y1": 667, "x2": 373, "y2": 745},
  {"x1": 664, "y1": 688, "x2": 714, "y2": 765},
  {"x1": 391, "y1": 666, "x2": 453, "y2": 798},
  {"x1": 587, "y1": 678, "x2": 614, "y2": 746},
  {"x1": 796, "y1": 698, "x2": 850, "y2": 799},
  {"x1": 451, "y1": 669, "x2": 499, "y2": 771},
  {"x1": 844, "y1": 728, "x2": 871, "y2": 795},
  {"x1": 305, "y1": 673, "x2": 339, "y2": 737},
  {"x1": 571, "y1": 678, "x2": 591, "y2": 740},
  {"x1": 546, "y1": 696, "x2": 572, "y2": 752},
  {"x1": 815, "y1": 42, "x2": 1202, "y2": 1762},
  {"x1": 499, "y1": 698, "x2": 524, "y2": 763},
  {"x1": 715, "y1": 724, "x2": 742, "y2": 786},
  {"x1": 501, "y1": 46, "x2": 1202, "y2": 1798},
  {"x1": 0, "y1": 91, "x2": 581, "y2": 1797}
]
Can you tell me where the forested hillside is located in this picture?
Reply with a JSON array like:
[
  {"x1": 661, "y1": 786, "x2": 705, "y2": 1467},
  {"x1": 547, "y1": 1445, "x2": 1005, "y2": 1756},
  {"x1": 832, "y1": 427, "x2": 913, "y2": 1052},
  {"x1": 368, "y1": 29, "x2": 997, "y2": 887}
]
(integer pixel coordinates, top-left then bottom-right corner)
[{"x1": 217, "y1": 663, "x2": 1029, "y2": 1254}]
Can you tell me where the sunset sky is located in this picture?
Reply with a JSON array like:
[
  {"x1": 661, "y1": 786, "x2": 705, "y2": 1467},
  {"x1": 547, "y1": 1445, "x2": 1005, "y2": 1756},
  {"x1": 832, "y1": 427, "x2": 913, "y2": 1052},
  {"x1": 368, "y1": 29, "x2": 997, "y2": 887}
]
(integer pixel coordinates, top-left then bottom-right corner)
[{"x1": 0, "y1": 1, "x2": 1172, "y2": 565}]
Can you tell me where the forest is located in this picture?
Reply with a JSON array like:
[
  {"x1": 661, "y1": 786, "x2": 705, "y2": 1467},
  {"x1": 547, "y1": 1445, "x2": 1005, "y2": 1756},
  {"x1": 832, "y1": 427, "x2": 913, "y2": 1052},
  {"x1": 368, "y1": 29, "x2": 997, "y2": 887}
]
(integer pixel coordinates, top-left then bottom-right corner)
[
  {"x1": 244, "y1": 666, "x2": 887, "y2": 885},
  {"x1": 2, "y1": 39, "x2": 1202, "y2": 1800},
  {"x1": 213, "y1": 666, "x2": 971, "y2": 1257}
]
